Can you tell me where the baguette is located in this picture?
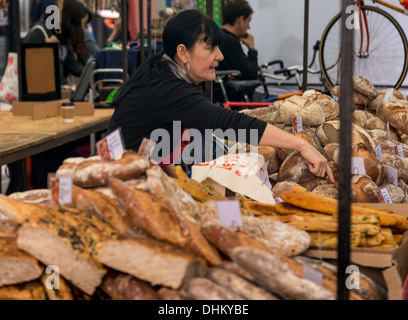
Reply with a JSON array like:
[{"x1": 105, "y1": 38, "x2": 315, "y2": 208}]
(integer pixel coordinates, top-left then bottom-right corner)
[
  {"x1": 231, "y1": 247, "x2": 335, "y2": 300},
  {"x1": 101, "y1": 270, "x2": 158, "y2": 300},
  {"x1": 95, "y1": 238, "x2": 205, "y2": 289},
  {"x1": 206, "y1": 267, "x2": 279, "y2": 300},
  {"x1": 184, "y1": 277, "x2": 245, "y2": 300},
  {"x1": 73, "y1": 150, "x2": 150, "y2": 188}
]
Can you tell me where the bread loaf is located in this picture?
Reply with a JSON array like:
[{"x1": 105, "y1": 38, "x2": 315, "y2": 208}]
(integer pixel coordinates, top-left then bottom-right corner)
[
  {"x1": 8, "y1": 189, "x2": 50, "y2": 207},
  {"x1": 277, "y1": 151, "x2": 321, "y2": 191},
  {"x1": 377, "y1": 100, "x2": 408, "y2": 135},
  {"x1": 100, "y1": 270, "x2": 158, "y2": 300},
  {"x1": 330, "y1": 85, "x2": 371, "y2": 106},
  {"x1": 231, "y1": 247, "x2": 335, "y2": 300},
  {"x1": 184, "y1": 277, "x2": 245, "y2": 300},
  {"x1": 0, "y1": 281, "x2": 47, "y2": 300},
  {"x1": 95, "y1": 238, "x2": 205, "y2": 289},
  {"x1": 72, "y1": 150, "x2": 150, "y2": 188},
  {"x1": 323, "y1": 143, "x2": 339, "y2": 162},
  {"x1": 302, "y1": 89, "x2": 339, "y2": 121},
  {"x1": 351, "y1": 175, "x2": 380, "y2": 203},
  {"x1": 238, "y1": 105, "x2": 278, "y2": 124},
  {"x1": 378, "y1": 183, "x2": 408, "y2": 203},
  {"x1": 275, "y1": 95, "x2": 325, "y2": 127},
  {"x1": 157, "y1": 287, "x2": 187, "y2": 300},
  {"x1": 311, "y1": 183, "x2": 338, "y2": 200},
  {"x1": 354, "y1": 110, "x2": 374, "y2": 127},
  {"x1": 0, "y1": 221, "x2": 44, "y2": 287},
  {"x1": 352, "y1": 75, "x2": 378, "y2": 100},
  {"x1": 206, "y1": 267, "x2": 279, "y2": 300}
]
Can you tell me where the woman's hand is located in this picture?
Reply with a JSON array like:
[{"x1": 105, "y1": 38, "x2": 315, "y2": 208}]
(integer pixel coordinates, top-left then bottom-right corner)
[
  {"x1": 45, "y1": 35, "x2": 59, "y2": 43},
  {"x1": 298, "y1": 141, "x2": 335, "y2": 183}
]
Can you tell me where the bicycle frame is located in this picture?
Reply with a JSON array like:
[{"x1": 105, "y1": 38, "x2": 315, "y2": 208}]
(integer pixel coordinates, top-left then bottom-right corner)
[{"x1": 357, "y1": 0, "x2": 408, "y2": 56}]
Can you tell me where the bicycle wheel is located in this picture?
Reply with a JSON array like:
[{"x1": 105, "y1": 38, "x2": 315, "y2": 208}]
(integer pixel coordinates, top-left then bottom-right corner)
[{"x1": 319, "y1": 6, "x2": 408, "y2": 90}]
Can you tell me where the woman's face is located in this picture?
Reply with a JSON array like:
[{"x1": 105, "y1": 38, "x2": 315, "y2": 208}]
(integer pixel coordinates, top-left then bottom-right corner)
[{"x1": 186, "y1": 37, "x2": 224, "y2": 82}]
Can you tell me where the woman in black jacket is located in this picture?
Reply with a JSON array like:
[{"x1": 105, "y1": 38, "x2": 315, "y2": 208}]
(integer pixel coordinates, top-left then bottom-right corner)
[{"x1": 107, "y1": 9, "x2": 334, "y2": 183}]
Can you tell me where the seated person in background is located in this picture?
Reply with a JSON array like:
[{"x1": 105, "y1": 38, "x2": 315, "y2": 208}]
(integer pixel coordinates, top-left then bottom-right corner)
[
  {"x1": 24, "y1": 0, "x2": 90, "y2": 85},
  {"x1": 78, "y1": 4, "x2": 100, "y2": 67},
  {"x1": 214, "y1": 0, "x2": 259, "y2": 103}
]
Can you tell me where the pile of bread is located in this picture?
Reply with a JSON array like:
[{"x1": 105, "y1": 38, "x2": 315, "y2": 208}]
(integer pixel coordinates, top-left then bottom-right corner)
[
  {"x1": 0, "y1": 150, "x2": 390, "y2": 300},
  {"x1": 239, "y1": 76, "x2": 408, "y2": 204}
]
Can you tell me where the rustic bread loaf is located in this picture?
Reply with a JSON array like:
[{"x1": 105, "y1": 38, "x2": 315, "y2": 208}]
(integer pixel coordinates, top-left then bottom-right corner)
[
  {"x1": 271, "y1": 181, "x2": 301, "y2": 198},
  {"x1": 0, "y1": 281, "x2": 47, "y2": 300},
  {"x1": 302, "y1": 89, "x2": 339, "y2": 121},
  {"x1": 206, "y1": 267, "x2": 279, "y2": 300},
  {"x1": 95, "y1": 238, "x2": 205, "y2": 289},
  {"x1": 72, "y1": 150, "x2": 150, "y2": 188},
  {"x1": 238, "y1": 104, "x2": 278, "y2": 124},
  {"x1": 184, "y1": 277, "x2": 245, "y2": 300},
  {"x1": 352, "y1": 75, "x2": 378, "y2": 100},
  {"x1": 275, "y1": 95, "x2": 325, "y2": 127},
  {"x1": 351, "y1": 175, "x2": 380, "y2": 203},
  {"x1": 311, "y1": 183, "x2": 339, "y2": 200},
  {"x1": 330, "y1": 85, "x2": 371, "y2": 106},
  {"x1": 323, "y1": 143, "x2": 339, "y2": 162},
  {"x1": 100, "y1": 270, "x2": 158, "y2": 300},
  {"x1": 40, "y1": 273, "x2": 74, "y2": 300},
  {"x1": 0, "y1": 221, "x2": 43, "y2": 287},
  {"x1": 157, "y1": 287, "x2": 187, "y2": 300},
  {"x1": 8, "y1": 189, "x2": 51, "y2": 207},
  {"x1": 377, "y1": 100, "x2": 408, "y2": 135},
  {"x1": 231, "y1": 247, "x2": 335, "y2": 300},
  {"x1": 354, "y1": 110, "x2": 374, "y2": 127}
]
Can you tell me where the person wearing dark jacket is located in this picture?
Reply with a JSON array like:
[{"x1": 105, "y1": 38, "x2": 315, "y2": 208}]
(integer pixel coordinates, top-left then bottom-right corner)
[
  {"x1": 107, "y1": 9, "x2": 334, "y2": 183},
  {"x1": 214, "y1": 0, "x2": 259, "y2": 103}
]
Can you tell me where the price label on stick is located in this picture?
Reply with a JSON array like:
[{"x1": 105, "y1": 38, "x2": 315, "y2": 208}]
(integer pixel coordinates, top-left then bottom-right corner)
[
  {"x1": 374, "y1": 144, "x2": 383, "y2": 162},
  {"x1": 97, "y1": 128, "x2": 125, "y2": 162},
  {"x1": 378, "y1": 188, "x2": 393, "y2": 204},
  {"x1": 351, "y1": 157, "x2": 366, "y2": 175},
  {"x1": 216, "y1": 201, "x2": 243, "y2": 227},
  {"x1": 137, "y1": 138, "x2": 157, "y2": 161},
  {"x1": 256, "y1": 160, "x2": 272, "y2": 190},
  {"x1": 303, "y1": 265, "x2": 323, "y2": 287},
  {"x1": 384, "y1": 88, "x2": 394, "y2": 102},
  {"x1": 292, "y1": 116, "x2": 303, "y2": 133},
  {"x1": 50, "y1": 176, "x2": 72, "y2": 205},
  {"x1": 387, "y1": 166, "x2": 398, "y2": 186},
  {"x1": 395, "y1": 145, "x2": 404, "y2": 158}
]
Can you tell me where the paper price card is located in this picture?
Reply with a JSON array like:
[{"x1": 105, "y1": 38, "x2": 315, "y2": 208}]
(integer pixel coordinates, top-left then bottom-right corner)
[
  {"x1": 378, "y1": 188, "x2": 393, "y2": 204},
  {"x1": 302, "y1": 264, "x2": 323, "y2": 287},
  {"x1": 351, "y1": 157, "x2": 366, "y2": 175},
  {"x1": 256, "y1": 160, "x2": 272, "y2": 190},
  {"x1": 395, "y1": 145, "x2": 404, "y2": 158},
  {"x1": 216, "y1": 200, "x2": 243, "y2": 227},
  {"x1": 387, "y1": 166, "x2": 398, "y2": 186},
  {"x1": 137, "y1": 138, "x2": 157, "y2": 162},
  {"x1": 384, "y1": 88, "x2": 394, "y2": 102},
  {"x1": 50, "y1": 176, "x2": 72, "y2": 205},
  {"x1": 97, "y1": 128, "x2": 125, "y2": 162},
  {"x1": 292, "y1": 116, "x2": 303, "y2": 133},
  {"x1": 374, "y1": 144, "x2": 383, "y2": 162}
]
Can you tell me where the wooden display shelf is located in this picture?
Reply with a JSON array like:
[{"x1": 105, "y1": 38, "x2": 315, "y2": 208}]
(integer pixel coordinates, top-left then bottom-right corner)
[{"x1": 0, "y1": 108, "x2": 114, "y2": 166}]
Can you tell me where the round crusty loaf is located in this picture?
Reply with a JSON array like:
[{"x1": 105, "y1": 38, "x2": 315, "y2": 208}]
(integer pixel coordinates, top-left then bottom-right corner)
[
  {"x1": 302, "y1": 89, "x2": 339, "y2": 121},
  {"x1": 274, "y1": 95, "x2": 325, "y2": 127},
  {"x1": 324, "y1": 143, "x2": 339, "y2": 162},
  {"x1": 271, "y1": 181, "x2": 301, "y2": 199},
  {"x1": 351, "y1": 175, "x2": 380, "y2": 203},
  {"x1": 352, "y1": 75, "x2": 378, "y2": 100},
  {"x1": 330, "y1": 85, "x2": 371, "y2": 106},
  {"x1": 399, "y1": 158, "x2": 408, "y2": 183},
  {"x1": 378, "y1": 183, "x2": 408, "y2": 203},
  {"x1": 377, "y1": 100, "x2": 408, "y2": 135},
  {"x1": 381, "y1": 153, "x2": 404, "y2": 179},
  {"x1": 277, "y1": 151, "x2": 321, "y2": 191},
  {"x1": 311, "y1": 183, "x2": 338, "y2": 200}
]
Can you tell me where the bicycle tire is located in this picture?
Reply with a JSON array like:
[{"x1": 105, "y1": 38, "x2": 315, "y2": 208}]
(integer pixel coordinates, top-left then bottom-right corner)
[{"x1": 319, "y1": 5, "x2": 408, "y2": 90}]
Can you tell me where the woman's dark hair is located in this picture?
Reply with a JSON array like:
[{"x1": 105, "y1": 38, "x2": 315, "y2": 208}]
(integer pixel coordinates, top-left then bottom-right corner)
[
  {"x1": 60, "y1": 0, "x2": 88, "y2": 56},
  {"x1": 222, "y1": 0, "x2": 253, "y2": 25},
  {"x1": 111, "y1": 9, "x2": 223, "y2": 108}
]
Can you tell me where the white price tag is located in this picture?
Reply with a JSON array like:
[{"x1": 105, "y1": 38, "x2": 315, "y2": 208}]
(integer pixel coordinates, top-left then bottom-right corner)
[
  {"x1": 292, "y1": 116, "x2": 303, "y2": 133},
  {"x1": 395, "y1": 145, "x2": 404, "y2": 158},
  {"x1": 256, "y1": 161, "x2": 272, "y2": 190},
  {"x1": 272, "y1": 194, "x2": 284, "y2": 203},
  {"x1": 374, "y1": 144, "x2": 383, "y2": 162},
  {"x1": 303, "y1": 264, "x2": 323, "y2": 287},
  {"x1": 378, "y1": 188, "x2": 393, "y2": 204},
  {"x1": 97, "y1": 128, "x2": 125, "y2": 162},
  {"x1": 384, "y1": 88, "x2": 394, "y2": 102},
  {"x1": 217, "y1": 201, "x2": 243, "y2": 227},
  {"x1": 351, "y1": 157, "x2": 366, "y2": 175},
  {"x1": 50, "y1": 176, "x2": 72, "y2": 205},
  {"x1": 138, "y1": 138, "x2": 157, "y2": 161},
  {"x1": 387, "y1": 166, "x2": 398, "y2": 186}
]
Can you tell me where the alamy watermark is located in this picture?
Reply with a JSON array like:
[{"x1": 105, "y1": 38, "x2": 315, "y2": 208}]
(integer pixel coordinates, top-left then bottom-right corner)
[
  {"x1": 345, "y1": 5, "x2": 360, "y2": 30},
  {"x1": 45, "y1": 265, "x2": 60, "y2": 290},
  {"x1": 345, "y1": 264, "x2": 360, "y2": 290},
  {"x1": 44, "y1": 5, "x2": 60, "y2": 30},
  {"x1": 148, "y1": 121, "x2": 260, "y2": 165}
]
